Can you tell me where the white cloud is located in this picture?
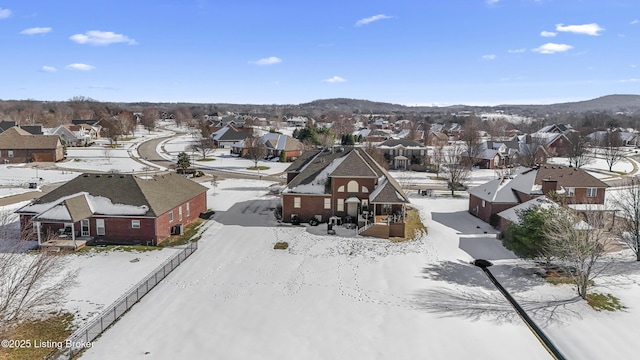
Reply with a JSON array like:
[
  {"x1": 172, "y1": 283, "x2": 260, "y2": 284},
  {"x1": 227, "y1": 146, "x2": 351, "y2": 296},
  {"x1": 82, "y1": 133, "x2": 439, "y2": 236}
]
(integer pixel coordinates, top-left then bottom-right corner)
[
  {"x1": 532, "y1": 43, "x2": 573, "y2": 54},
  {"x1": 621, "y1": 78, "x2": 639, "y2": 83},
  {"x1": 41, "y1": 66, "x2": 57, "y2": 72},
  {"x1": 250, "y1": 56, "x2": 282, "y2": 65},
  {"x1": 508, "y1": 48, "x2": 526, "y2": 53},
  {"x1": 65, "y1": 63, "x2": 95, "y2": 71},
  {"x1": 355, "y1": 14, "x2": 392, "y2": 27},
  {"x1": 20, "y1": 27, "x2": 52, "y2": 35},
  {"x1": 556, "y1": 23, "x2": 604, "y2": 36},
  {"x1": 631, "y1": 19, "x2": 639, "y2": 25},
  {"x1": 70, "y1": 30, "x2": 137, "y2": 45},
  {"x1": 482, "y1": 54, "x2": 496, "y2": 60},
  {"x1": 486, "y1": 0, "x2": 500, "y2": 4},
  {"x1": 540, "y1": 31, "x2": 556, "y2": 37},
  {"x1": 0, "y1": 8, "x2": 11, "y2": 19},
  {"x1": 323, "y1": 76, "x2": 346, "y2": 83}
]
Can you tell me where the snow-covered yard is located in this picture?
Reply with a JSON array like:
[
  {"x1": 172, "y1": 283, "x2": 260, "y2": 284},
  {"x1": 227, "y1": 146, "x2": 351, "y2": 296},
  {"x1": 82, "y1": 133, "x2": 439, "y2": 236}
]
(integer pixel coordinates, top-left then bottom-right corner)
[
  {"x1": 77, "y1": 179, "x2": 640, "y2": 360},
  {"x1": 159, "y1": 134, "x2": 292, "y2": 176}
]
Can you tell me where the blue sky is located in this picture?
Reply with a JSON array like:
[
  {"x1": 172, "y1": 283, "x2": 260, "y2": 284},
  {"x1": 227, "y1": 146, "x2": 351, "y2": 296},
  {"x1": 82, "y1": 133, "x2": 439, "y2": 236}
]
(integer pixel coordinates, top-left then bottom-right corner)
[{"x1": 0, "y1": 0, "x2": 638, "y2": 106}]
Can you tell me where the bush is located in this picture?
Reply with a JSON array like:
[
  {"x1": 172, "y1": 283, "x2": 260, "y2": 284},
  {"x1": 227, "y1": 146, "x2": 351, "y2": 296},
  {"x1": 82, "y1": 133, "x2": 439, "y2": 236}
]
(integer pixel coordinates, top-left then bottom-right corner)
[
  {"x1": 309, "y1": 218, "x2": 319, "y2": 226},
  {"x1": 291, "y1": 215, "x2": 300, "y2": 225},
  {"x1": 274, "y1": 205, "x2": 282, "y2": 220},
  {"x1": 586, "y1": 292, "x2": 626, "y2": 311}
]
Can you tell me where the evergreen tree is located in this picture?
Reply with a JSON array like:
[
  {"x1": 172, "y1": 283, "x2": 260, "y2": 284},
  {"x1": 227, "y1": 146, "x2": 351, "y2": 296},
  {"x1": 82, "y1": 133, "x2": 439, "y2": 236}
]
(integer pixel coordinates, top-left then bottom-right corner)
[{"x1": 176, "y1": 152, "x2": 191, "y2": 171}]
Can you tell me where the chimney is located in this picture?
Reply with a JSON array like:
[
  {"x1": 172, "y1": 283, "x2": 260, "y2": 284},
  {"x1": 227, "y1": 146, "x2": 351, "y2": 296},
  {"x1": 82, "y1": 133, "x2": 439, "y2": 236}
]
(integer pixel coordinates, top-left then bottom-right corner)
[{"x1": 541, "y1": 178, "x2": 557, "y2": 196}]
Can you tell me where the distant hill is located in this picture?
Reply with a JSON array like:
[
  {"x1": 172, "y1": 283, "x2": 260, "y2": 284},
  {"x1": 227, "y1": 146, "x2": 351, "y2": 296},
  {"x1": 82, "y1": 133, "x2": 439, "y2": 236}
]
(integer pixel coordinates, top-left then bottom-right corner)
[{"x1": 298, "y1": 95, "x2": 640, "y2": 115}]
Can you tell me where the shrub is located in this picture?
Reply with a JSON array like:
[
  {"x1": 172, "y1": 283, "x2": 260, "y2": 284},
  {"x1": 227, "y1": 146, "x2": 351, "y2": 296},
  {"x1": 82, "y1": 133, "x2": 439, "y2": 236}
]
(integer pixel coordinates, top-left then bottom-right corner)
[
  {"x1": 309, "y1": 218, "x2": 319, "y2": 226},
  {"x1": 291, "y1": 215, "x2": 300, "y2": 225},
  {"x1": 586, "y1": 292, "x2": 626, "y2": 311}
]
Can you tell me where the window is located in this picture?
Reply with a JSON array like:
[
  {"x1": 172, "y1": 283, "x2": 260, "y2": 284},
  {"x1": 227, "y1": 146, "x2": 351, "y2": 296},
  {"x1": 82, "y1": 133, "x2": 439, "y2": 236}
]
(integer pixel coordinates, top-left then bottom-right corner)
[
  {"x1": 179, "y1": 206, "x2": 183, "y2": 221},
  {"x1": 361, "y1": 186, "x2": 369, "y2": 193},
  {"x1": 586, "y1": 188, "x2": 597, "y2": 198},
  {"x1": 8, "y1": 150, "x2": 13, "y2": 158},
  {"x1": 482, "y1": 200, "x2": 486, "y2": 207},
  {"x1": 388, "y1": 149, "x2": 393, "y2": 155},
  {"x1": 347, "y1": 180, "x2": 359, "y2": 193},
  {"x1": 420, "y1": 149, "x2": 425, "y2": 156},
  {"x1": 566, "y1": 187, "x2": 575, "y2": 197},
  {"x1": 294, "y1": 197, "x2": 301, "y2": 208},
  {"x1": 131, "y1": 220, "x2": 140, "y2": 229},
  {"x1": 324, "y1": 198, "x2": 331, "y2": 209},
  {"x1": 186, "y1": 203, "x2": 190, "y2": 216},
  {"x1": 337, "y1": 186, "x2": 345, "y2": 192},
  {"x1": 362, "y1": 199, "x2": 368, "y2": 210},
  {"x1": 96, "y1": 219, "x2": 105, "y2": 235},
  {"x1": 169, "y1": 211, "x2": 174, "y2": 222},
  {"x1": 337, "y1": 199, "x2": 344, "y2": 211},
  {"x1": 81, "y1": 219, "x2": 90, "y2": 236}
]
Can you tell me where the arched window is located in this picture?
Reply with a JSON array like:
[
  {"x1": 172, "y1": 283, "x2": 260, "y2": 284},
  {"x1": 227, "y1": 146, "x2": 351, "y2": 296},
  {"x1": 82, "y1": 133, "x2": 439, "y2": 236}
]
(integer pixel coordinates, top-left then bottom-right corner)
[
  {"x1": 361, "y1": 186, "x2": 369, "y2": 193},
  {"x1": 338, "y1": 185, "x2": 345, "y2": 192},
  {"x1": 347, "y1": 180, "x2": 359, "y2": 193}
]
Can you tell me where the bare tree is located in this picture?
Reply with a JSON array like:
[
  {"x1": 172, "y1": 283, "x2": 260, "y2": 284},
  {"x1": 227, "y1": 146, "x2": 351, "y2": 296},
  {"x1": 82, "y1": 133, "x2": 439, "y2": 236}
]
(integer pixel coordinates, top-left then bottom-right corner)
[
  {"x1": 431, "y1": 143, "x2": 445, "y2": 178},
  {"x1": 173, "y1": 108, "x2": 191, "y2": 129},
  {"x1": 141, "y1": 108, "x2": 158, "y2": 133},
  {"x1": 599, "y1": 131, "x2": 624, "y2": 172},
  {"x1": 244, "y1": 136, "x2": 266, "y2": 168},
  {"x1": 518, "y1": 135, "x2": 548, "y2": 167},
  {"x1": 190, "y1": 137, "x2": 216, "y2": 160},
  {"x1": 460, "y1": 117, "x2": 482, "y2": 167},
  {"x1": 443, "y1": 143, "x2": 471, "y2": 196},
  {"x1": 565, "y1": 132, "x2": 593, "y2": 168},
  {"x1": 0, "y1": 211, "x2": 78, "y2": 333},
  {"x1": 363, "y1": 140, "x2": 388, "y2": 169},
  {"x1": 541, "y1": 206, "x2": 614, "y2": 299},
  {"x1": 316, "y1": 130, "x2": 336, "y2": 149},
  {"x1": 613, "y1": 177, "x2": 640, "y2": 261}
]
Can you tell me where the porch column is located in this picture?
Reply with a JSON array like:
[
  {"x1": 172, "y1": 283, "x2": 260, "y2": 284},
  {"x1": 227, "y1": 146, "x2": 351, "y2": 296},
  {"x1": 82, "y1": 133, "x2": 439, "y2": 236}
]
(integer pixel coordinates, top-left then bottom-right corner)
[
  {"x1": 35, "y1": 221, "x2": 41, "y2": 246},
  {"x1": 71, "y1": 223, "x2": 77, "y2": 249},
  {"x1": 403, "y1": 204, "x2": 406, "y2": 222}
]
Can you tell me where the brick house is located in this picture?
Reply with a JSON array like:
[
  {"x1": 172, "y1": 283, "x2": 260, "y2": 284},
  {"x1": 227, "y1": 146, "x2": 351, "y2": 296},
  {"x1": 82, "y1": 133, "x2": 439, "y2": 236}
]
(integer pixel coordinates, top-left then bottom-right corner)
[
  {"x1": 468, "y1": 165, "x2": 609, "y2": 228},
  {"x1": 16, "y1": 173, "x2": 208, "y2": 247},
  {"x1": 232, "y1": 133, "x2": 304, "y2": 161},
  {"x1": 282, "y1": 147, "x2": 410, "y2": 239},
  {"x1": 377, "y1": 138, "x2": 428, "y2": 170},
  {"x1": 0, "y1": 126, "x2": 64, "y2": 163}
]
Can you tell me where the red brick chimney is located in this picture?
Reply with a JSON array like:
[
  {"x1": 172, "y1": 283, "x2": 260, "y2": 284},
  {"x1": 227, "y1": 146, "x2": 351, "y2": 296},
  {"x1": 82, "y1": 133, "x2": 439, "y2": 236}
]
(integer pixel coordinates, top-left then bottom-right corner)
[{"x1": 541, "y1": 178, "x2": 558, "y2": 196}]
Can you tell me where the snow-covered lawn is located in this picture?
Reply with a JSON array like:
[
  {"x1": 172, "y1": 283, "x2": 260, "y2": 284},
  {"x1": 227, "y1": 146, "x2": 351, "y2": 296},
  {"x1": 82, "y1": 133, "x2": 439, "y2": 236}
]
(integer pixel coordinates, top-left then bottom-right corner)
[
  {"x1": 159, "y1": 135, "x2": 292, "y2": 176},
  {"x1": 0, "y1": 164, "x2": 81, "y2": 198},
  {"x1": 57, "y1": 148, "x2": 150, "y2": 173},
  {"x1": 548, "y1": 156, "x2": 635, "y2": 175},
  {"x1": 78, "y1": 179, "x2": 640, "y2": 360},
  {"x1": 65, "y1": 248, "x2": 181, "y2": 325}
]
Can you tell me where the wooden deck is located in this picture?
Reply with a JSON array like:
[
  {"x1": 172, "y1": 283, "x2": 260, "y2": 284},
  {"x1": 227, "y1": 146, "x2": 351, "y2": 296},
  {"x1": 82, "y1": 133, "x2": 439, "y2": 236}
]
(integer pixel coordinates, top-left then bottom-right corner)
[{"x1": 40, "y1": 239, "x2": 87, "y2": 251}]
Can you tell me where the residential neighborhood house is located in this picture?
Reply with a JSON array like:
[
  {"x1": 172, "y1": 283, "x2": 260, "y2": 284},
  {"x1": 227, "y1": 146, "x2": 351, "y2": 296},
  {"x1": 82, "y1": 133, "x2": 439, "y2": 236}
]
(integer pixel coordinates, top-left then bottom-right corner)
[
  {"x1": 0, "y1": 126, "x2": 64, "y2": 163},
  {"x1": 467, "y1": 165, "x2": 609, "y2": 229},
  {"x1": 282, "y1": 147, "x2": 410, "y2": 239},
  {"x1": 16, "y1": 173, "x2": 208, "y2": 247}
]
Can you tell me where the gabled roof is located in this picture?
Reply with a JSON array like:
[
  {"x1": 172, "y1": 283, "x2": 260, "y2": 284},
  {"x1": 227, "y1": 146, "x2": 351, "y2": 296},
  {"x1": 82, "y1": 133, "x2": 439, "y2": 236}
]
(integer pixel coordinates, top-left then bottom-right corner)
[
  {"x1": 369, "y1": 178, "x2": 409, "y2": 204},
  {"x1": 378, "y1": 138, "x2": 425, "y2": 148},
  {"x1": 19, "y1": 173, "x2": 207, "y2": 218},
  {"x1": 536, "y1": 165, "x2": 609, "y2": 189},
  {"x1": 212, "y1": 126, "x2": 251, "y2": 142},
  {"x1": 467, "y1": 177, "x2": 520, "y2": 203},
  {"x1": 0, "y1": 126, "x2": 61, "y2": 149},
  {"x1": 284, "y1": 148, "x2": 409, "y2": 203}
]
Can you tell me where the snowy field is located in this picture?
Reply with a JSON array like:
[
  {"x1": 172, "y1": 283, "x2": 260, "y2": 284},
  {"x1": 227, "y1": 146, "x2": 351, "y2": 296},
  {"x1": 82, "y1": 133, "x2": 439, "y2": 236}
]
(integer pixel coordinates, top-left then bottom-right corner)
[
  {"x1": 0, "y1": 164, "x2": 80, "y2": 198},
  {"x1": 79, "y1": 179, "x2": 640, "y2": 360},
  {"x1": 548, "y1": 156, "x2": 636, "y2": 175}
]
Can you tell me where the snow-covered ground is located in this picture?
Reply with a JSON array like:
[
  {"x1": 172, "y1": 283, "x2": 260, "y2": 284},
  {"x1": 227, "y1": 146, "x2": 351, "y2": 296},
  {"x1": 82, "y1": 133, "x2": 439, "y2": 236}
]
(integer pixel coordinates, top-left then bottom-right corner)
[
  {"x1": 57, "y1": 148, "x2": 151, "y2": 173},
  {"x1": 548, "y1": 156, "x2": 636, "y2": 175},
  {"x1": 78, "y1": 179, "x2": 640, "y2": 360},
  {"x1": 159, "y1": 134, "x2": 292, "y2": 176},
  {"x1": 0, "y1": 164, "x2": 80, "y2": 198}
]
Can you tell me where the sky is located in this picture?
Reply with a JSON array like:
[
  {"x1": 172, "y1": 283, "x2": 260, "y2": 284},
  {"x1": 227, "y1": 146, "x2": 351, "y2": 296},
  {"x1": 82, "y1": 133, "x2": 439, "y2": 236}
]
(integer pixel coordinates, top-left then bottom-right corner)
[{"x1": 0, "y1": 0, "x2": 638, "y2": 106}]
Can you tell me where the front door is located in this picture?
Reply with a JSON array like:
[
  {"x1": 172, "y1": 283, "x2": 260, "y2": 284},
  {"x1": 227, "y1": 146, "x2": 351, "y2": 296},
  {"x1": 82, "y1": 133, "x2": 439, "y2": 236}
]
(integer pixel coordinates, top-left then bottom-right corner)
[
  {"x1": 347, "y1": 202, "x2": 358, "y2": 217},
  {"x1": 81, "y1": 219, "x2": 90, "y2": 237}
]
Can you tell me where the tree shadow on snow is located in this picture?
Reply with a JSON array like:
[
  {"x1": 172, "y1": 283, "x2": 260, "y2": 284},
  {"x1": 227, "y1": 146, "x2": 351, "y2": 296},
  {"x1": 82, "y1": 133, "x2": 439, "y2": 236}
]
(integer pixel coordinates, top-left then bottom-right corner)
[{"x1": 418, "y1": 260, "x2": 583, "y2": 326}]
